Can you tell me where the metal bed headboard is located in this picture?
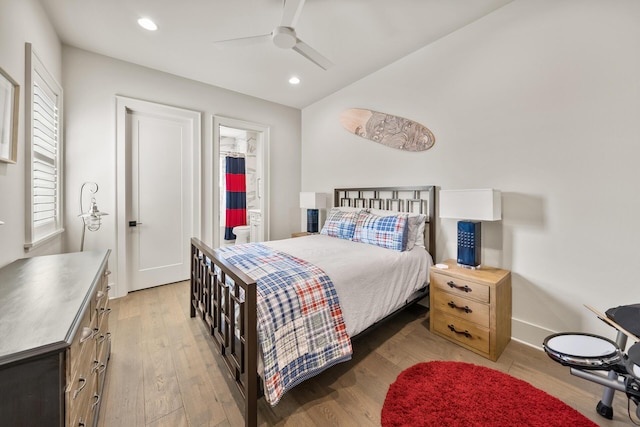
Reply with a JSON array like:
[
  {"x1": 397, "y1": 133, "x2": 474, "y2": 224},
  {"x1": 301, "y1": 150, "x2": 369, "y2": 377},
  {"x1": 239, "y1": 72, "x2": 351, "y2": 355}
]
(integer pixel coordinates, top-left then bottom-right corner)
[{"x1": 333, "y1": 186, "x2": 436, "y2": 257}]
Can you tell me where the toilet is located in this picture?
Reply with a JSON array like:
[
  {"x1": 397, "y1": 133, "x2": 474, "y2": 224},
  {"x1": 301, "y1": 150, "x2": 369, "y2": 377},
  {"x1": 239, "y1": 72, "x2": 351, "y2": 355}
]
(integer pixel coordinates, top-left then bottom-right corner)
[{"x1": 232, "y1": 225, "x2": 251, "y2": 244}]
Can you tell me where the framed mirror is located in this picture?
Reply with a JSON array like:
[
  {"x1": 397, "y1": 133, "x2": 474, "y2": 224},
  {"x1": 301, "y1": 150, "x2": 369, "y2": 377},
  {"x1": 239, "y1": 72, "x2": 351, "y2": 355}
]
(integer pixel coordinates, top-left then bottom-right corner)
[{"x1": 0, "y1": 66, "x2": 19, "y2": 164}]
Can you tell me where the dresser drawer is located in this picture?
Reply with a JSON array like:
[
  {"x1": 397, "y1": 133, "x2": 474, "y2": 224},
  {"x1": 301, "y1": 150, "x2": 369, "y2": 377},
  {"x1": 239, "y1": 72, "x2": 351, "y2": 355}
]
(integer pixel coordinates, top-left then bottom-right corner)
[
  {"x1": 68, "y1": 310, "x2": 96, "y2": 375},
  {"x1": 66, "y1": 352, "x2": 96, "y2": 427},
  {"x1": 431, "y1": 272, "x2": 490, "y2": 303},
  {"x1": 432, "y1": 290, "x2": 490, "y2": 328},
  {"x1": 432, "y1": 311, "x2": 490, "y2": 354},
  {"x1": 96, "y1": 295, "x2": 110, "y2": 335}
]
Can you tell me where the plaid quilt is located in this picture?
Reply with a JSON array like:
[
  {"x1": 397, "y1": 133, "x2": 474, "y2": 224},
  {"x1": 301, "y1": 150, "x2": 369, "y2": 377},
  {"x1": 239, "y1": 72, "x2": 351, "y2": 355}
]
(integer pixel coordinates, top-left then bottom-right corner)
[{"x1": 217, "y1": 243, "x2": 352, "y2": 405}]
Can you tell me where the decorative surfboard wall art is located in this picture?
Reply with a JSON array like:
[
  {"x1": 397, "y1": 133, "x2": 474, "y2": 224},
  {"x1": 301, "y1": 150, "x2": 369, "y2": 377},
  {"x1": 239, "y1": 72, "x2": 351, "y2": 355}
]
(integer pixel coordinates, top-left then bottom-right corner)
[{"x1": 339, "y1": 108, "x2": 435, "y2": 152}]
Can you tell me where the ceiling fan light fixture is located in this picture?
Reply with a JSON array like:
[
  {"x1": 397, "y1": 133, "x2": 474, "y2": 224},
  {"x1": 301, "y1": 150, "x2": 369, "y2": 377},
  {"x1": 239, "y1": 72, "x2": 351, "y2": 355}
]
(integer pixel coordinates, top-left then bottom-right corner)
[
  {"x1": 289, "y1": 76, "x2": 301, "y2": 85},
  {"x1": 272, "y1": 26, "x2": 296, "y2": 49},
  {"x1": 138, "y1": 17, "x2": 158, "y2": 31}
]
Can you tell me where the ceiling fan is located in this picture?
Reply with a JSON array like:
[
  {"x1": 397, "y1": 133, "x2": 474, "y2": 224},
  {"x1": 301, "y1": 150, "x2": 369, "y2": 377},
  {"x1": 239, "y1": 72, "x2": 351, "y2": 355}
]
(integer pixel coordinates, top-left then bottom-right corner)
[{"x1": 215, "y1": 0, "x2": 333, "y2": 70}]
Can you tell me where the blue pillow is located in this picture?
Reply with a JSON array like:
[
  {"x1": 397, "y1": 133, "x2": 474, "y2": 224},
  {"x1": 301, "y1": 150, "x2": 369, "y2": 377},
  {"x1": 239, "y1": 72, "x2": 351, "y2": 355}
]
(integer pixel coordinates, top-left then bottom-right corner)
[
  {"x1": 320, "y1": 209, "x2": 359, "y2": 240},
  {"x1": 352, "y1": 212, "x2": 409, "y2": 251}
]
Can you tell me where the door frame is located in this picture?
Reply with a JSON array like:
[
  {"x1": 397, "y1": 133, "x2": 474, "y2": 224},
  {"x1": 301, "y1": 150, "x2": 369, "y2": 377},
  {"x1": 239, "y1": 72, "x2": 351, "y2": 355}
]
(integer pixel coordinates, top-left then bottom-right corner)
[
  {"x1": 212, "y1": 115, "x2": 270, "y2": 248},
  {"x1": 115, "y1": 96, "x2": 201, "y2": 298}
]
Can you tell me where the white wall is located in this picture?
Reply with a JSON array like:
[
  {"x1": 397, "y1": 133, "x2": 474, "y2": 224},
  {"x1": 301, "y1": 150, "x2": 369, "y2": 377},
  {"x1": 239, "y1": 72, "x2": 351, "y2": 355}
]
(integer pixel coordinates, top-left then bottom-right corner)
[
  {"x1": 301, "y1": 0, "x2": 640, "y2": 349},
  {"x1": 62, "y1": 46, "x2": 301, "y2": 297},
  {"x1": 0, "y1": 0, "x2": 63, "y2": 267}
]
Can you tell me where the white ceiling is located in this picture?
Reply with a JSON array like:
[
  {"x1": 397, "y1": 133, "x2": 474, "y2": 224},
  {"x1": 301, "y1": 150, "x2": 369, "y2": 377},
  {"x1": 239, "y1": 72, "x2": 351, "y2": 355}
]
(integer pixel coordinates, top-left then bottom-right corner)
[{"x1": 38, "y1": 0, "x2": 512, "y2": 109}]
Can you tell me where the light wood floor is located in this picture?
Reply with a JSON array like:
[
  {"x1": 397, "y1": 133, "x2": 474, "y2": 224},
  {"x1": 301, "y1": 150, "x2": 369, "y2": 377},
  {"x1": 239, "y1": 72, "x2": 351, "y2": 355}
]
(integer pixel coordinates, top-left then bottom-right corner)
[{"x1": 97, "y1": 281, "x2": 634, "y2": 426}]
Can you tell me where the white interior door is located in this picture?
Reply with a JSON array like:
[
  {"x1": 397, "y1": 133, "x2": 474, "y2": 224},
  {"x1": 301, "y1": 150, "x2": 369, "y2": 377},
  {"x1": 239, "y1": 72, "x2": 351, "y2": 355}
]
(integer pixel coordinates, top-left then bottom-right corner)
[{"x1": 116, "y1": 97, "x2": 201, "y2": 295}]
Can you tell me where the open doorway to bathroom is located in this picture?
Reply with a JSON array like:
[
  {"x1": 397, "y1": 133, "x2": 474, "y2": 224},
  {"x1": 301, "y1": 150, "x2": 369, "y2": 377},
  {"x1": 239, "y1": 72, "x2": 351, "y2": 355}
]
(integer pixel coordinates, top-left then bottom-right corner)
[{"x1": 213, "y1": 116, "x2": 269, "y2": 249}]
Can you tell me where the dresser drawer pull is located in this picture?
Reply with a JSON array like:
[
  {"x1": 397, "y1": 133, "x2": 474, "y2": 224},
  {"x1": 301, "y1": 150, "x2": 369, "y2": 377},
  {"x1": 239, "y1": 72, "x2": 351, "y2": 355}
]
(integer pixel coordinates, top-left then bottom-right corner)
[
  {"x1": 99, "y1": 307, "x2": 112, "y2": 317},
  {"x1": 78, "y1": 419, "x2": 86, "y2": 427},
  {"x1": 97, "y1": 362, "x2": 107, "y2": 374},
  {"x1": 91, "y1": 360, "x2": 100, "y2": 373},
  {"x1": 79, "y1": 326, "x2": 94, "y2": 343},
  {"x1": 104, "y1": 269, "x2": 112, "y2": 276},
  {"x1": 447, "y1": 301, "x2": 472, "y2": 313},
  {"x1": 73, "y1": 377, "x2": 87, "y2": 399},
  {"x1": 447, "y1": 281, "x2": 471, "y2": 293},
  {"x1": 447, "y1": 324, "x2": 472, "y2": 339},
  {"x1": 97, "y1": 331, "x2": 111, "y2": 344},
  {"x1": 92, "y1": 393, "x2": 101, "y2": 409},
  {"x1": 96, "y1": 290, "x2": 106, "y2": 300}
]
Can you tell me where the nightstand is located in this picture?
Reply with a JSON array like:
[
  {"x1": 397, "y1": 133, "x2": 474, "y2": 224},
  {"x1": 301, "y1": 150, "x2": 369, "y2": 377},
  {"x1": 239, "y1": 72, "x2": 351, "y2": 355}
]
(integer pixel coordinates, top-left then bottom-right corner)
[
  {"x1": 291, "y1": 232, "x2": 312, "y2": 238},
  {"x1": 429, "y1": 259, "x2": 511, "y2": 361}
]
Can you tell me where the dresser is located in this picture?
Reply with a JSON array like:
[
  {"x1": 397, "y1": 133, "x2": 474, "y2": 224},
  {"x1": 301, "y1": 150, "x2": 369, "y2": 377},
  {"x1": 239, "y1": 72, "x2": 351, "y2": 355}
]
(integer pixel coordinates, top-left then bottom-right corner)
[
  {"x1": 0, "y1": 250, "x2": 111, "y2": 426},
  {"x1": 429, "y1": 259, "x2": 511, "y2": 361}
]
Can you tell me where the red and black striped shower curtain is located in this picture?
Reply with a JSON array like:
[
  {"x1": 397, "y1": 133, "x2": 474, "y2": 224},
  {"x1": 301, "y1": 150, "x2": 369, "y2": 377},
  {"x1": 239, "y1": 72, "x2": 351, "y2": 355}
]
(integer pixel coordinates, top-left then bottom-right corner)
[{"x1": 224, "y1": 156, "x2": 247, "y2": 240}]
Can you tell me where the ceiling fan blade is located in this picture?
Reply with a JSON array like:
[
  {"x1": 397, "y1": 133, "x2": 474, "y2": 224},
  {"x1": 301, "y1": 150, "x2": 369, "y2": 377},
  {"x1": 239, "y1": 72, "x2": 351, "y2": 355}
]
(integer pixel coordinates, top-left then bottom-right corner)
[
  {"x1": 293, "y1": 39, "x2": 333, "y2": 70},
  {"x1": 214, "y1": 33, "x2": 271, "y2": 47},
  {"x1": 280, "y1": 0, "x2": 306, "y2": 28}
]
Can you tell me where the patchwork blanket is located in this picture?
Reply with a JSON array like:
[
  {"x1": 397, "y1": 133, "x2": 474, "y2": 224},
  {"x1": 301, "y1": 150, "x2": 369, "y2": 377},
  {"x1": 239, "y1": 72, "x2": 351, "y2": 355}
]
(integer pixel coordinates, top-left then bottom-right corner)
[{"x1": 217, "y1": 243, "x2": 352, "y2": 405}]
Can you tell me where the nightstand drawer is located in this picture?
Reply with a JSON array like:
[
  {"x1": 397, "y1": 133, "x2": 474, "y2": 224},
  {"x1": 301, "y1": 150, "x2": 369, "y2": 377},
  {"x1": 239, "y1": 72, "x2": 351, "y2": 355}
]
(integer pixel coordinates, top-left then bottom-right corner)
[
  {"x1": 431, "y1": 272, "x2": 489, "y2": 303},
  {"x1": 432, "y1": 290, "x2": 489, "y2": 328},
  {"x1": 432, "y1": 311, "x2": 490, "y2": 354}
]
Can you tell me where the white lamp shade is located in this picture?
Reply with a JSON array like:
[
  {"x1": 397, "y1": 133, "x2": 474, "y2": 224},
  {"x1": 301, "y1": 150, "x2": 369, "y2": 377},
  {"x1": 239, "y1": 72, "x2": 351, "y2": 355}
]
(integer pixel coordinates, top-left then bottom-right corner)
[
  {"x1": 439, "y1": 189, "x2": 501, "y2": 221},
  {"x1": 300, "y1": 192, "x2": 326, "y2": 209}
]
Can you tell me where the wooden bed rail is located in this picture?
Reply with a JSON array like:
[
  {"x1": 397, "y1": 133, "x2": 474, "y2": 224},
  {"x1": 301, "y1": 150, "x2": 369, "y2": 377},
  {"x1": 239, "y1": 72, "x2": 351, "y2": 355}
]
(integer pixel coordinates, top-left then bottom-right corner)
[{"x1": 190, "y1": 237, "x2": 258, "y2": 426}]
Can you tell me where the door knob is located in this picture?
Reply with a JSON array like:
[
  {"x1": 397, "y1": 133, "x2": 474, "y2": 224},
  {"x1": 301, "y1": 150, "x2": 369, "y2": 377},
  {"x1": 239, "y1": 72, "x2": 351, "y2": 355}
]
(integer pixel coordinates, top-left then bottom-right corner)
[{"x1": 128, "y1": 221, "x2": 143, "y2": 227}]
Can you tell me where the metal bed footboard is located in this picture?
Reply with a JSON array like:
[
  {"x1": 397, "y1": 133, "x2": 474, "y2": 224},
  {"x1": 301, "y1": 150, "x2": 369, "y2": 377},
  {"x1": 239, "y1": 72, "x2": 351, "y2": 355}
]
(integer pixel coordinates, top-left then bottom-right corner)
[{"x1": 190, "y1": 237, "x2": 259, "y2": 427}]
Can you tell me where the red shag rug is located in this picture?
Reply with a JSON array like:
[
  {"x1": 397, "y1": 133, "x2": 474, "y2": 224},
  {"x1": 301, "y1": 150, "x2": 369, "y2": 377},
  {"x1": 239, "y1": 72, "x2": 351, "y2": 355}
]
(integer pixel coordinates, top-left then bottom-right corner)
[{"x1": 381, "y1": 361, "x2": 598, "y2": 427}]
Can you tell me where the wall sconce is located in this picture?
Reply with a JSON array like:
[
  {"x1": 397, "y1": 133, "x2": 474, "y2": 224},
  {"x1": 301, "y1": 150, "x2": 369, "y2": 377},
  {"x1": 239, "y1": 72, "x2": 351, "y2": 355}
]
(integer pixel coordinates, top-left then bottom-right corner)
[
  {"x1": 79, "y1": 181, "x2": 108, "y2": 251},
  {"x1": 299, "y1": 192, "x2": 326, "y2": 233},
  {"x1": 439, "y1": 188, "x2": 502, "y2": 269}
]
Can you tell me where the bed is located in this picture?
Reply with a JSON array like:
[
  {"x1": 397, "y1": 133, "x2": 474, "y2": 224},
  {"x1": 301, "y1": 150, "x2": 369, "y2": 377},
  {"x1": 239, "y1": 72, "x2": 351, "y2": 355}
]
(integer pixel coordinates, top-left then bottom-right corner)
[{"x1": 190, "y1": 186, "x2": 436, "y2": 426}]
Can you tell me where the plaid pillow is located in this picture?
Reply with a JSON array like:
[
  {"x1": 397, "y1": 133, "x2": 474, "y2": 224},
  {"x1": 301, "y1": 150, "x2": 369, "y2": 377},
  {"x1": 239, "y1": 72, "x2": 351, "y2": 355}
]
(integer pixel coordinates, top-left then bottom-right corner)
[
  {"x1": 320, "y1": 208, "x2": 360, "y2": 240},
  {"x1": 353, "y1": 212, "x2": 409, "y2": 251}
]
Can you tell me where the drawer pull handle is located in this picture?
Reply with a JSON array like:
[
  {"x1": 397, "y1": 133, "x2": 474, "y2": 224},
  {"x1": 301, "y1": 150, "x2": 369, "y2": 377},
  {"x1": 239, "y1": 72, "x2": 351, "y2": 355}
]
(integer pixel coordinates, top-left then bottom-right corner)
[
  {"x1": 447, "y1": 324, "x2": 472, "y2": 339},
  {"x1": 99, "y1": 307, "x2": 112, "y2": 317},
  {"x1": 447, "y1": 301, "x2": 472, "y2": 313},
  {"x1": 79, "y1": 326, "x2": 93, "y2": 343},
  {"x1": 96, "y1": 290, "x2": 106, "y2": 300},
  {"x1": 73, "y1": 377, "x2": 87, "y2": 399},
  {"x1": 97, "y1": 331, "x2": 112, "y2": 344},
  {"x1": 92, "y1": 393, "x2": 101, "y2": 409},
  {"x1": 91, "y1": 359, "x2": 100, "y2": 373},
  {"x1": 97, "y1": 362, "x2": 107, "y2": 374},
  {"x1": 104, "y1": 269, "x2": 112, "y2": 276},
  {"x1": 447, "y1": 281, "x2": 471, "y2": 293}
]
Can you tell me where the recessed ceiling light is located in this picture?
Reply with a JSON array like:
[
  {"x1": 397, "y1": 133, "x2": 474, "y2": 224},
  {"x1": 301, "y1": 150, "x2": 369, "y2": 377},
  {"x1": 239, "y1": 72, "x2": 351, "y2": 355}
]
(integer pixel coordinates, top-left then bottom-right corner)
[
  {"x1": 138, "y1": 17, "x2": 158, "y2": 31},
  {"x1": 289, "y1": 76, "x2": 301, "y2": 85}
]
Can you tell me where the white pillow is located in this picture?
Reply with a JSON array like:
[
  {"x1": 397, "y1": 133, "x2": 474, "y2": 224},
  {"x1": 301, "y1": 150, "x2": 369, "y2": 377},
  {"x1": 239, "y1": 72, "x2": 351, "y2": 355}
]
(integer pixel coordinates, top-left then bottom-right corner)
[
  {"x1": 333, "y1": 206, "x2": 363, "y2": 213},
  {"x1": 366, "y1": 209, "x2": 426, "y2": 250}
]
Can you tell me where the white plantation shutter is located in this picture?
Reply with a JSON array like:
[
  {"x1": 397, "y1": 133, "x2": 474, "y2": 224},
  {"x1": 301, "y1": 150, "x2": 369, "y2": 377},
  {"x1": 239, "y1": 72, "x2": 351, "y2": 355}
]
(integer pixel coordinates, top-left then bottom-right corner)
[
  {"x1": 33, "y1": 81, "x2": 59, "y2": 225},
  {"x1": 25, "y1": 43, "x2": 64, "y2": 249}
]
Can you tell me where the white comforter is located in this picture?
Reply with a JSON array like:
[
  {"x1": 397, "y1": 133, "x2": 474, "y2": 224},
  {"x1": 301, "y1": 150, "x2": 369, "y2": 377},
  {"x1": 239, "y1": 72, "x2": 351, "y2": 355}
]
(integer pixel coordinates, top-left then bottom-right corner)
[{"x1": 264, "y1": 234, "x2": 432, "y2": 337}]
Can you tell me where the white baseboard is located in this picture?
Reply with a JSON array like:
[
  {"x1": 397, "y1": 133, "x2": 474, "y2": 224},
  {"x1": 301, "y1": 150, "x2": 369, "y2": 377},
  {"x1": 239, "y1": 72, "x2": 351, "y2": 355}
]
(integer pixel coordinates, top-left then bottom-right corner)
[{"x1": 511, "y1": 317, "x2": 556, "y2": 351}]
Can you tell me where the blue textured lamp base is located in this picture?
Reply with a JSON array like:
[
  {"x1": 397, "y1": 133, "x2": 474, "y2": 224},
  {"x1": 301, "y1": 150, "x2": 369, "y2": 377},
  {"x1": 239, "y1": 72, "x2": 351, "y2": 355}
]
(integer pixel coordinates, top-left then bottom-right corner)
[
  {"x1": 457, "y1": 221, "x2": 481, "y2": 269},
  {"x1": 307, "y1": 209, "x2": 319, "y2": 233}
]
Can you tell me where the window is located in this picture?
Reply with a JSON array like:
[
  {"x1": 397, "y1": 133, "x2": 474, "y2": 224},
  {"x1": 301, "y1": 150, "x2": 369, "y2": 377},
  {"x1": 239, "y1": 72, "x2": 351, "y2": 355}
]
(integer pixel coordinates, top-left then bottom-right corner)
[{"x1": 24, "y1": 43, "x2": 64, "y2": 249}]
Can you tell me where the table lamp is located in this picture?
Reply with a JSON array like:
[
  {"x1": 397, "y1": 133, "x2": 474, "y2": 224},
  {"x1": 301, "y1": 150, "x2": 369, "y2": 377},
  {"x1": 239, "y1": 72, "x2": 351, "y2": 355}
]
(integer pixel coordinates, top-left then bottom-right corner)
[
  {"x1": 439, "y1": 189, "x2": 501, "y2": 269},
  {"x1": 299, "y1": 192, "x2": 326, "y2": 233}
]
